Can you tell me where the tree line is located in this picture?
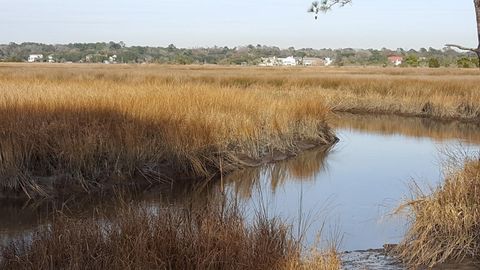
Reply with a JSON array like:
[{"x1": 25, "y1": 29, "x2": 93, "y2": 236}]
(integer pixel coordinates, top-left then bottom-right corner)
[{"x1": 0, "y1": 42, "x2": 477, "y2": 67}]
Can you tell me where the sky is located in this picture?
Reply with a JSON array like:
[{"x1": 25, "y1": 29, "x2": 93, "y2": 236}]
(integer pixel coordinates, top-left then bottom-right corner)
[{"x1": 0, "y1": 0, "x2": 477, "y2": 49}]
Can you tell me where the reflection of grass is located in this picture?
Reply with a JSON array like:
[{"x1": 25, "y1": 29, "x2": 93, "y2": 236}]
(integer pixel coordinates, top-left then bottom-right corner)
[
  {"x1": 396, "y1": 153, "x2": 480, "y2": 267},
  {"x1": 1, "y1": 199, "x2": 340, "y2": 270},
  {"x1": 0, "y1": 64, "x2": 335, "y2": 198},
  {"x1": 332, "y1": 113, "x2": 480, "y2": 144},
  {"x1": 225, "y1": 146, "x2": 331, "y2": 199}
]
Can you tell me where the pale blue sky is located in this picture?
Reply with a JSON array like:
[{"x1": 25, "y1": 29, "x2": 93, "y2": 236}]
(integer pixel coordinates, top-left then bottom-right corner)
[{"x1": 0, "y1": 0, "x2": 476, "y2": 49}]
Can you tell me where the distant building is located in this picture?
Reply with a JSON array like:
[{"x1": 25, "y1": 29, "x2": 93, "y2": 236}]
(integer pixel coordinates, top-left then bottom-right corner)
[
  {"x1": 388, "y1": 55, "x2": 403, "y2": 66},
  {"x1": 104, "y1": 55, "x2": 118, "y2": 64},
  {"x1": 259, "y1": 56, "x2": 298, "y2": 66},
  {"x1": 302, "y1": 57, "x2": 334, "y2": 66},
  {"x1": 47, "y1": 55, "x2": 55, "y2": 63},
  {"x1": 303, "y1": 57, "x2": 323, "y2": 66},
  {"x1": 259, "y1": 57, "x2": 280, "y2": 66},
  {"x1": 280, "y1": 56, "x2": 297, "y2": 66},
  {"x1": 323, "y1": 57, "x2": 334, "y2": 66},
  {"x1": 28, "y1": 54, "x2": 43, "y2": 62}
]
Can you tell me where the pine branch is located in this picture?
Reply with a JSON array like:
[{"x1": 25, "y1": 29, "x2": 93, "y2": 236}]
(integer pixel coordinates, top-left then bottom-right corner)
[{"x1": 445, "y1": 44, "x2": 479, "y2": 53}]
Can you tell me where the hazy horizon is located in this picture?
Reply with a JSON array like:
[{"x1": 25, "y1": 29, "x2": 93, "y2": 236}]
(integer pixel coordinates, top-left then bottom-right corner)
[{"x1": 0, "y1": 0, "x2": 477, "y2": 50}]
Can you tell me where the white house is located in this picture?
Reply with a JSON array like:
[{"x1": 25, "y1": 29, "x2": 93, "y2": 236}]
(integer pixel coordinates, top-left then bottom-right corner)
[
  {"x1": 28, "y1": 54, "x2": 43, "y2": 63},
  {"x1": 104, "y1": 55, "x2": 118, "y2": 64},
  {"x1": 280, "y1": 56, "x2": 297, "y2": 66},
  {"x1": 259, "y1": 57, "x2": 279, "y2": 66},
  {"x1": 323, "y1": 57, "x2": 334, "y2": 66},
  {"x1": 259, "y1": 56, "x2": 299, "y2": 67}
]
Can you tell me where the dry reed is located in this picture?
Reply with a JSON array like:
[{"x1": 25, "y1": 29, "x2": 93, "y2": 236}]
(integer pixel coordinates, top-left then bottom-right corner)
[
  {"x1": 0, "y1": 199, "x2": 340, "y2": 270},
  {"x1": 395, "y1": 153, "x2": 480, "y2": 267}
]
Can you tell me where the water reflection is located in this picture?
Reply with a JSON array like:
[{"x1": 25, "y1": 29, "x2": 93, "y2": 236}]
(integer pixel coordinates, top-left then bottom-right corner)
[
  {"x1": 332, "y1": 113, "x2": 480, "y2": 144},
  {"x1": 224, "y1": 146, "x2": 332, "y2": 199}
]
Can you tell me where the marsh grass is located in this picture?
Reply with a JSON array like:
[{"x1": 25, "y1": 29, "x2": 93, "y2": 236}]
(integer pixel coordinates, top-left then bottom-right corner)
[
  {"x1": 0, "y1": 198, "x2": 340, "y2": 270},
  {"x1": 395, "y1": 151, "x2": 480, "y2": 267},
  {"x1": 0, "y1": 64, "x2": 335, "y2": 198}
]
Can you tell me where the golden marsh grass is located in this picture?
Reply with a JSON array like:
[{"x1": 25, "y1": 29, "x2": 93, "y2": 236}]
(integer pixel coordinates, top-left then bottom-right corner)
[
  {"x1": 396, "y1": 155, "x2": 480, "y2": 267},
  {"x1": 0, "y1": 64, "x2": 335, "y2": 198}
]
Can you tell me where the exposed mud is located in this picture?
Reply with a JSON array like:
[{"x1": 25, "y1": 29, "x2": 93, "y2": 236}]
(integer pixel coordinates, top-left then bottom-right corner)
[{"x1": 342, "y1": 249, "x2": 479, "y2": 270}]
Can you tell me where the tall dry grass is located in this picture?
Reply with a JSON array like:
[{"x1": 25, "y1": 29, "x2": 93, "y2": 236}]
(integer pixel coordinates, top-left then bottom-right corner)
[
  {"x1": 30, "y1": 64, "x2": 478, "y2": 122},
  {"x1": 395, "y1": 153, "x2": 480, "y2": 267},
  {"x1": 0, "y1": 64, "x2": 335, "y2": 198},
  {"x1": 0, "y1": 199, "x2": 340, "y2": 270}
]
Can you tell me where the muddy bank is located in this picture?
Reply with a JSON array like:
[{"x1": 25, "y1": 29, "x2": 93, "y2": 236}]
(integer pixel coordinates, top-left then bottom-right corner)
[
  {"x1": 334, "y1": 108, "x2": 480, "y2": 125},
  {"x1": 0, "y1": 134, "x2": 338, "y2": 200},
  {"x1": 342, "y1": 249, "x2": 479, "y2": 270}
]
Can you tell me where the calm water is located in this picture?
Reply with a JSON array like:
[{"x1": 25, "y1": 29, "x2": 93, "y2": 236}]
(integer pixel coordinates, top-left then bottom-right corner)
[
  {"x1": 223, "y1": 114, "x2": 480, "y2": 251},
  {"x1": 225, "y1": 129, "x2": 476, "y2": 251},
  {"x1": 1, "y1": 114, "x2": 480, "y2": 268}
]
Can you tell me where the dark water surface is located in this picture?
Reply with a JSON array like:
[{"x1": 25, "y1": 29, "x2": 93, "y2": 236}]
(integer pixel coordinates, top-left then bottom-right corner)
[{"x1": 1, "y1": 113, "x2": 480, "y2": 269}]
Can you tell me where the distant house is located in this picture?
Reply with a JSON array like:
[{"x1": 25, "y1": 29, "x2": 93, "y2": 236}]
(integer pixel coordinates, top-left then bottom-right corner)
[
  {"x1": 388, "y1": 55, "x2": 403, "y2": 66},
  {"x1": 303, "y1": 57, "x2": 323, "y2": 66},
  {"x1": 47, "y1": 55, "x2": 55, "y2": 63},
  {"x1": 258, "y1": 57, "x2": 277, "y2": 66},
  {"x1": 302, "y1": 57, "x2": 334, "y2": 66},
  {"x1": 28, "y1": 54, "x2": 43, "y2": 63},
  {"x1": 323, "y1": 57, "x2": 334, "y2": 66},
  {"x1": 104, "y1": 55, "x2": 118, "y2": 64},
  {"x1": 280, "y1": 56, "x2": 297, "y2": 66},
  {"x1": 259, "y1": 56, "x2": 298, "y2": 66}
]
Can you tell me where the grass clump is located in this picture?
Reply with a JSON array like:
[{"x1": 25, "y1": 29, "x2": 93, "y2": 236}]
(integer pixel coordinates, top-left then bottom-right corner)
[
  {"x1": 396, "y1": 153, "x2": 480, "y2": 267},
  {"x1": 0, "y1": 200, "x2": 340, "y2": 270}
]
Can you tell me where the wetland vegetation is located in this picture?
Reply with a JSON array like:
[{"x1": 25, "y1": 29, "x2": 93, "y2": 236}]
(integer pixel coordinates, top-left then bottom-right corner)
[
  {"x1": 396, "y1": 154, "x2": 480, "y2": 268},
  {"x1": 0, "y1": 198, "x2": 340, "y2": 270},
  {"x1": 1, "y1": 64, "x2": 480, "y2": 269}
]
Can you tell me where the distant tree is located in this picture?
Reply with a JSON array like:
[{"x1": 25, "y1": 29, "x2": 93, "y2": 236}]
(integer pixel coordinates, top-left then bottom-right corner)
[
  {"x1": 458, "y1": 57, "x2": 473, "y2": 68},
  {"x1": 167, "y1": 44, "x2": 177, "y2": 52},
  {"x1": 445, "y1": 1, "x2": 480, "y2": 68},
  {"x1": 428, "y1": 58, "x2": 441, "y2": 68},
  {"x1": 296, "y1": 51, "x2": 307, "y2": 64},
  {"x1": 404, "y1": 55, "x2": 419, "y2": 67},
  {"x1": 457, "y1": 57, "x2": 479, "y2": 68}
]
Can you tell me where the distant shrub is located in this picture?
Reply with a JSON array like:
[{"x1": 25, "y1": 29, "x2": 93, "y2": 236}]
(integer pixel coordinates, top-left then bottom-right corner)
[
  {"x1": 457, "y1": 57, "x2": 479, "y2": 68},
  {"x1": 428, "y1": 58, "x2": 441, "y2": 68}
]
